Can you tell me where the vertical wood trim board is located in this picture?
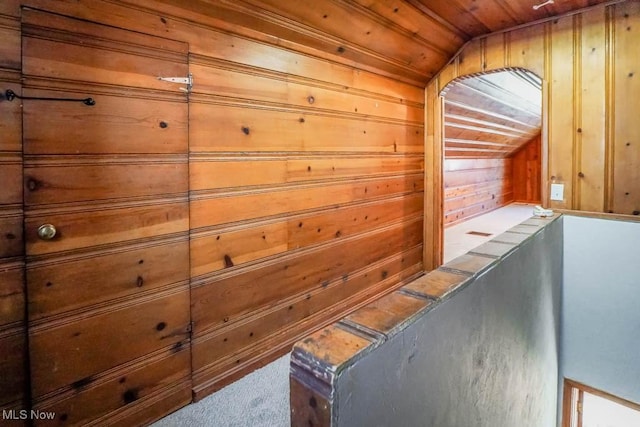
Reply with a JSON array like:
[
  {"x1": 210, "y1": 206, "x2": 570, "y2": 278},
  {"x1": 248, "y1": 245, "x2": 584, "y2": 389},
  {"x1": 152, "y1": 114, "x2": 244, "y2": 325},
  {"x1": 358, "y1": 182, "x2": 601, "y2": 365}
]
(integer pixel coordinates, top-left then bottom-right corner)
[{"x1": 512, "y1": 135, "x2": 542, "y2": 204}]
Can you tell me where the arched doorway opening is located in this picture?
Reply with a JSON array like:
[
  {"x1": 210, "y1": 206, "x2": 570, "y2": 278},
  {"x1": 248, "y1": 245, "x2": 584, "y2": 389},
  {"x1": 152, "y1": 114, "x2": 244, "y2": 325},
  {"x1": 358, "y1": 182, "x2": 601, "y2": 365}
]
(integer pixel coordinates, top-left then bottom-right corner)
[{"x1": 439, "y1": 69, "x2": 544, "y2": 262}]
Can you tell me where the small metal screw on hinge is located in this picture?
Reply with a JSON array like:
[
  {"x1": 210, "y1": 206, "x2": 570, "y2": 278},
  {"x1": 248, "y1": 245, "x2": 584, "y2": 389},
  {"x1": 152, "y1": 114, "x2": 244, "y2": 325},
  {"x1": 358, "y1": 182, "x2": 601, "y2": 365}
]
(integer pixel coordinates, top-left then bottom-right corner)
[{"x1": 578, "y1": 172, "x2": 585, "y2": 178}]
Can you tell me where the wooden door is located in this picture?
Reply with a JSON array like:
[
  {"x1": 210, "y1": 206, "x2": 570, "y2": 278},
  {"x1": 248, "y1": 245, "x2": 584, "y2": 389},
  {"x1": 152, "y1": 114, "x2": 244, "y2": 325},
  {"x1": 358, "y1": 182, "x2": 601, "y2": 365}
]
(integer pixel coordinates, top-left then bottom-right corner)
[
  {"x1": 21, "y1": 9, "x2": 191, "y2": 425},
  {"x1": 0, "y1": 63, "x2": 27, "y2": 420}
]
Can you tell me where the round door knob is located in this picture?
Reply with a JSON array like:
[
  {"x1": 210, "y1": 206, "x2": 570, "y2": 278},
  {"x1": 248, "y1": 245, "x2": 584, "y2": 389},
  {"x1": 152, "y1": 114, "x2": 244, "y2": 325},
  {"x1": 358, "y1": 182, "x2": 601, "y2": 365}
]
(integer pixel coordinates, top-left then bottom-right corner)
[{"x1": 37, "y1": 224, "x2": 57, "y2": 240}]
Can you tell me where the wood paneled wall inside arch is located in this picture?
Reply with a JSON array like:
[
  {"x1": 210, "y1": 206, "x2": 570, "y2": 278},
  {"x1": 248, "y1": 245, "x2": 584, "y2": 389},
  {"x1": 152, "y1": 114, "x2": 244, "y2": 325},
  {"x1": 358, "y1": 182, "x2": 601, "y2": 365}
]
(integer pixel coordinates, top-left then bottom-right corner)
[{"x1": 425, "y1": 1, "x2": 640, "y2": 269}]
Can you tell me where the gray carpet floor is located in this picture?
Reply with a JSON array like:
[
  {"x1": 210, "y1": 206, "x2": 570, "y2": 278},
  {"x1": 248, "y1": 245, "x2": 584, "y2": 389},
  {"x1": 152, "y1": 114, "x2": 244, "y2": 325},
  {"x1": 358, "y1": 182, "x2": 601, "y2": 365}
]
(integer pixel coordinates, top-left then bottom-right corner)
[{"x1": 152, "y1": 354, "x2": 290, "y2": 427}]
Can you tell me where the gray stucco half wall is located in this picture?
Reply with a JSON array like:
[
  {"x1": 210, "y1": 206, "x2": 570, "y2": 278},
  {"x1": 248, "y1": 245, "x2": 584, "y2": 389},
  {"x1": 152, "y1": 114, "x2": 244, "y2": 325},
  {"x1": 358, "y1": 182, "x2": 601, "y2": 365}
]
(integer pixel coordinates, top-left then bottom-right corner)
[
  {"x1": 562, "y1": 215, "x2": 640, "y2": 406},
  {"x1": 333, "y1": 217, "x2": 563, "y2": 427}
]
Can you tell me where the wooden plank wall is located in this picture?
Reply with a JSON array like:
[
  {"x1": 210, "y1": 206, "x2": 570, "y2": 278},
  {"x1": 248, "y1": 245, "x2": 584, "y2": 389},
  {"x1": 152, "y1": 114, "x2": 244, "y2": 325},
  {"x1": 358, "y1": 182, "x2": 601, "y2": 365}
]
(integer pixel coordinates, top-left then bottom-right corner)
[
  {"x1": 0, "y1": 0, "x2": 424, "y2": 423},
  {"x1": 178, "y1": 6, "x2": 425, "y2": 399},
  {"x1": 0, "y1": 3, "x2": 27, "y2": 421},
  {"x1": 443, "y1": 158, "x2": 513, "y2": 226},
  {"x1": 20, "y1": 9, "x2": 193, "y2": 426},
  {"x1": 513, "y1": 135, "x2": 542, "y2": 203},
  {"x1": 428, "y1": 1, "x2": 640, "y2": 214},
  {"x1": 426, "y1": 1, "x2": 640, "y2": 268}
]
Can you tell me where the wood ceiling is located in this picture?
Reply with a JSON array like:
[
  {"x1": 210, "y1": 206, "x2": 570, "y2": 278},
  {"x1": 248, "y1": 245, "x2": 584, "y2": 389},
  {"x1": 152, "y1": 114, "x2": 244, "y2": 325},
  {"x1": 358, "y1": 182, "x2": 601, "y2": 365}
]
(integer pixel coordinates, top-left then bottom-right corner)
[
  {"x1": 443, "y1": 69, "x2": 542, "y2": 158},
  {"x1": 208, "y1": 0, "x2": 614, "y2": 85}
]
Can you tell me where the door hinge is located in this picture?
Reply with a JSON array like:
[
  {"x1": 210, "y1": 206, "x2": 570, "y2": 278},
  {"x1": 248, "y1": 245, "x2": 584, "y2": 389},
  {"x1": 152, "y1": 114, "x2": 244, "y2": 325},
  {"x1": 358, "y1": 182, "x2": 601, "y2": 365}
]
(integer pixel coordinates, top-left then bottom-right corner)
[{"x1": 157, "y1": 73, "x2": 193, "y2": 93}]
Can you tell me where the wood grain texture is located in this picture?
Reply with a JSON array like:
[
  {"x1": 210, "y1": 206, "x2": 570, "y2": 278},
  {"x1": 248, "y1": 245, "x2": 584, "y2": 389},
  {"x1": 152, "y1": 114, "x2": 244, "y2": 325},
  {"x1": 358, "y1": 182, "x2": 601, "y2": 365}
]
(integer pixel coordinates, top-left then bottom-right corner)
[
  {"x1": 0, "y1": 17, "x2": 20, "y2": 70},
  {"x1": 5, "y1": 0, "x2": 427, "y2": 417},
  {"x1": 192, "y1": 246, "x2": 422, "y2": 369},
  {"x1": 29, "y1": 287, "x2": 190, "y2": 397},
  {"x1": 25, "y1": 201, "x2": 189, "y2": 256},
  {"x1": 189, "y1": 103, "x2": 423, "y2": 153},
  {"x1": 442, "y1": 70, "x2": 542, "y2": 158},
  {"x1": 23, "y1": 93, "x2": 188, "y2": 155},
  {"x1": 344, "y1": 291, "x2": 431, "y2": 335},
  {"x1": 290, "y1": 376, "x2": 332, "y2": 427},
  {"x1": 547, "y1": 15, "x2": 576, "y2": 210},
  {"x1": 0, "y1": 266, "x2": 24, "y2": 327},
  {"x1": 33, "y1": 347, "x2": 191, "y2": 426},
  {"x1": 27, "y1": 239, "x2": 189, "y2": 320},
  {"x1": 0, "y1": 329, "x2": 27, "y2": 407},
  {"x1": 513, "y1": 135, "x2": 542, "y2": 203},
  {"x1": 432, "y1": 1, "x2": 639, "y2": 215},
  {"x1": 190, "y1": 156, "x2": 423, "y2": 190},
  {"x1": 192, "y1": 218, "x2": 423, "y2": 332},
  {"x1": 24, "y1": 162, "x2": 187, "y2": 206},
  {"x1": 426, "y1": 2, "x2": 639, "y2": 268},
  {"x1": 191, "y1": 194, "x2": 423, "y2": 277},
  {"x1": 0, "y1": 76, "x2": 22, "y2": 152},
  {"x1": 0, "y1": 17, "x2": 25, "y2": 415},
  {"x1": 18, "y1": 10, "x2": 193, "y2": 425},
  {"x1": 423, "y1": 81, "x2": 443, "y2": 271},
  {"x1": 578, "y1": 7, "x2": 606, "y2": 212},
  {"x1": 0, "y1": 215, "x2": 23, "y2": 259},
  {"x1": 444, "y1": 158, "x2": 513, "y2": 225},
  {"x1": 612, "y1": 2, "x2": 640, "y2": 215},
  {"x1": 191, "y1": 174, "x2": 423, "y2": 229}
]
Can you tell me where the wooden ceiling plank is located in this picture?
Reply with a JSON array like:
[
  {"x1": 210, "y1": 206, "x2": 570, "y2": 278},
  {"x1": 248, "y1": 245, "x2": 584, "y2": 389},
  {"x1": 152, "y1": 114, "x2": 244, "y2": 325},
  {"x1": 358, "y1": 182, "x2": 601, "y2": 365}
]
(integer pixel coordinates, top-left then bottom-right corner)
[
  {"x1": 403, "y1": 0, "x2": 472, "y2": 39},
  {"x1": 456, "y1": 81, "x2": 541, "y2": 116},
  {"x1": 159, "y1": 0, "x2": 619, "y2": 89},
  {"x1": 445, "y1": 121, "x2": 534, "y2": 139},
  {"x1": 457, "y1": 0, "x2": 520, "y2": 33},
  {"x1": 351, "y1": 0, "x2": 466, "y2": 53},
  {"x1": 445, "y1": 100, "x2": 540, "y2": 130},
  {"x1": 445, "y1": 92, "x2": 542, "y2": 126},
  {"x1": 445, "y1": 138, "x2": 519, "y2": 148},
  {"x1": 413, "y1": 0, "x2": 491, "y2": 37},
  {"x1": 236, "y1": 0, "x2": 447, "y2": 75},
  {"x1": 494, "y1": 0, "x2": 551, "y2": 24},
  {"x1": 444, "y1": 113, "x2": 539, "y2": 136}
]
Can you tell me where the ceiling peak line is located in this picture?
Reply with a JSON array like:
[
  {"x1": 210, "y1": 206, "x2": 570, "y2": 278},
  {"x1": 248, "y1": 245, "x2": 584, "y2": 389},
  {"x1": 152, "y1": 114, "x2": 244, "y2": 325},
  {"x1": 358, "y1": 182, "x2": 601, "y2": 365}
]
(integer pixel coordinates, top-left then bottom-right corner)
[{"x1": 217, "y1": 0, "x2": 433, "y2": 82}]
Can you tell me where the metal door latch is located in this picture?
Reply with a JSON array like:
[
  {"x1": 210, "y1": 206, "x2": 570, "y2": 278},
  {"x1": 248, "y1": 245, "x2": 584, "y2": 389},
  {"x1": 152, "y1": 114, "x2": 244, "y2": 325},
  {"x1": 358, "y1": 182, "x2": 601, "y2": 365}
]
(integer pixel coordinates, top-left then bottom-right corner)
[{"x1": 157, "y1": 73, "x2": 193, "y2": 93}]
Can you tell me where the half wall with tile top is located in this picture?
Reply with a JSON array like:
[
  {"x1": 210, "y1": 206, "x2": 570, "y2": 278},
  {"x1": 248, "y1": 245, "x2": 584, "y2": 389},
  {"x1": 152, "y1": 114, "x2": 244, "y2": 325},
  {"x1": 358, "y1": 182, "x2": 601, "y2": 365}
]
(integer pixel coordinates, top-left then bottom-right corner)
[{"x1": 290, "y1": 214, "x2": 563, "y2": 427}]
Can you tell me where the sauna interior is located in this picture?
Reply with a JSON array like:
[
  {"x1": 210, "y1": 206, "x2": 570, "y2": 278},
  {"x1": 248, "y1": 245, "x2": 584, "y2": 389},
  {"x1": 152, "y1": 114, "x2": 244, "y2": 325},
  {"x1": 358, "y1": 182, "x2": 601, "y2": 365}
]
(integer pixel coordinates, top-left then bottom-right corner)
[{"x1": 0, "y1": 0, "x2": 639, "y2": 426}]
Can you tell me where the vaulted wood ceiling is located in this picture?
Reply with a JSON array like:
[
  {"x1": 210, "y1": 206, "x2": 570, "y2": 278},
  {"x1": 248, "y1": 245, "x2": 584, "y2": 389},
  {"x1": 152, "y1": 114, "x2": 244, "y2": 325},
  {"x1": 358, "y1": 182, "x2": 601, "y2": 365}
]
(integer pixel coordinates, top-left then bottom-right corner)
[
  {"x1": 442, "y1": 70, "x2": 542, "y2": 158},
  {"x1": 206, "y1": 0, "x2": 614, "y2": 85}
]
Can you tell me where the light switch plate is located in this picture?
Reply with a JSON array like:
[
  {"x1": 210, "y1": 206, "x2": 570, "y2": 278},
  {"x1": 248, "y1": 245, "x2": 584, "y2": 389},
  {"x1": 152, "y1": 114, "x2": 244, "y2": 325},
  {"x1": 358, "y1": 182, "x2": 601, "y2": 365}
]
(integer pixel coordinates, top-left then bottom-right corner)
[{"x1": 550, "y1": 183, "x2": 564, "y2": 201}]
